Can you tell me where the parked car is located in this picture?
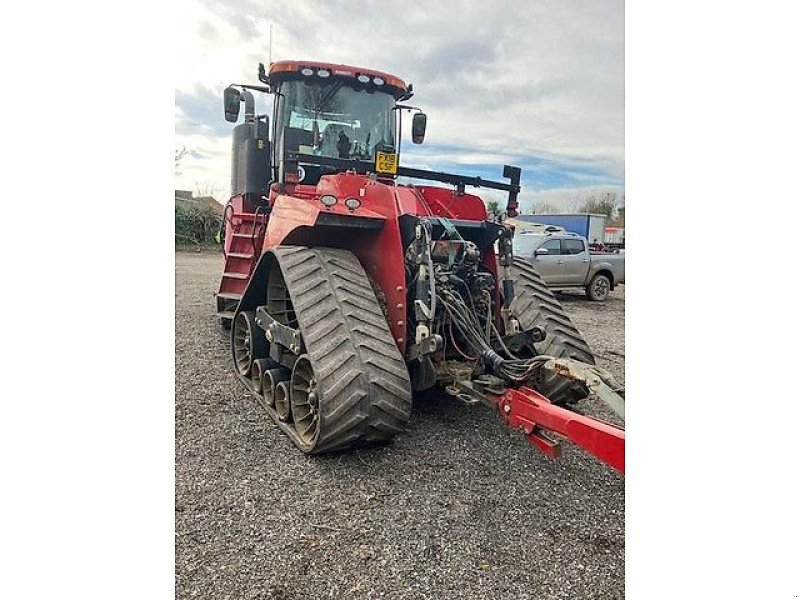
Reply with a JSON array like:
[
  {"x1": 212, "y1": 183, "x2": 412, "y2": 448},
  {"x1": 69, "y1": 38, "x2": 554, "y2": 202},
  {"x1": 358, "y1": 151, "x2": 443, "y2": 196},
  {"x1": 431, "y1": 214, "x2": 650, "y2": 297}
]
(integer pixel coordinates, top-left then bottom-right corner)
[{"x1": 513, "y1": 231, "x2": 625, "y2": 301}]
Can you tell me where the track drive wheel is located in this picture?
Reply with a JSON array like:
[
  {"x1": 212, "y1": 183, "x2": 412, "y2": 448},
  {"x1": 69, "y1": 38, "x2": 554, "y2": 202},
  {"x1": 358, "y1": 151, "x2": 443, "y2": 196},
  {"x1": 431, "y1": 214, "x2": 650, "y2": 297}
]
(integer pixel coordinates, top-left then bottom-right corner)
[
  {"x1": 231, "y1": 311, "x2": 267, "y2": 377},
  {"x1": 509, "y1": 257, "x2": 596, "y2": 405},
  {"x1": 266, "y1": 246, "x2": 413, "y2": 453}
]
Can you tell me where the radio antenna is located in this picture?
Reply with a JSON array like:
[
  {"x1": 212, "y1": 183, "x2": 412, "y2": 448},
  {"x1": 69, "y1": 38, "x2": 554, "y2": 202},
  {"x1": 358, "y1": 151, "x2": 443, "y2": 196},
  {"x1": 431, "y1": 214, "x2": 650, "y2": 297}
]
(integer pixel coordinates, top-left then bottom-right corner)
[{"x1": 269, "y1": 24, "x2": 273, "y2": 65}]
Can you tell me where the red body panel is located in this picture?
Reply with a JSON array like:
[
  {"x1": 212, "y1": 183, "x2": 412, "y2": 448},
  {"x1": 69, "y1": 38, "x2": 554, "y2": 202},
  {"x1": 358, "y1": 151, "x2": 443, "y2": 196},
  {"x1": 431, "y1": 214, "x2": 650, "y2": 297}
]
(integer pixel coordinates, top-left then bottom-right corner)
[
  {"x1": 414, "y1": 186, "x2": 488, "y2": 221},
  {"x1": 242, "y1": 173, "x2": 496, "y2": 354},
  {"x1": 218, "y1": 170, "x2": 502, "y2": 354}
]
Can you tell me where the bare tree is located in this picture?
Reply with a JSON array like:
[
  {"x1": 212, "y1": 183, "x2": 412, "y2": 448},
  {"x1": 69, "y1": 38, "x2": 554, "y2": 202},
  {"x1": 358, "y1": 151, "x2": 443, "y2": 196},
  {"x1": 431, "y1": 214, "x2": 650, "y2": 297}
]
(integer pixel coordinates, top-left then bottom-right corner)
[
  {"x1": 175, "y1": 146, "x2": 188, "y2": 175},
  {"x1": 193, "y1": 181, "x2": 220, "y2": 199},
  {"x1": 579, "y1": 192, "x2": 619, "y2": 219},
  {"x1": 532, "y1": 201, "x2": 559, "y2": 215}
]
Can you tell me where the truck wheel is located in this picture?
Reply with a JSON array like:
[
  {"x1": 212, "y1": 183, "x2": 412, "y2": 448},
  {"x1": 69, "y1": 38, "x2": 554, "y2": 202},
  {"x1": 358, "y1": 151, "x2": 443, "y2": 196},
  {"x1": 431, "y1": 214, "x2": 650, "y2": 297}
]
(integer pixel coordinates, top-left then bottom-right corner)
[
  {"x1": 509, "y1": 258, "x2": 595, "y2": 405},
  {"x1": 586, "y1": 274, "x2": 611, "y2": 302},
  {"x1": 263, "y1": 246, "x2": 413, "y2": 453}
]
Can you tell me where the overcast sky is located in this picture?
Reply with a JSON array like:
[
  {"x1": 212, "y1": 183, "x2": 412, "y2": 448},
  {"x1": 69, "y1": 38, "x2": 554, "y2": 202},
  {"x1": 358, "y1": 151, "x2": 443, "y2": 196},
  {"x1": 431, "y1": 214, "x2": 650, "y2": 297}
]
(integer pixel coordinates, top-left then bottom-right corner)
[{"x1": 175, "y1": 0, "x2": 624, "y2": 213}]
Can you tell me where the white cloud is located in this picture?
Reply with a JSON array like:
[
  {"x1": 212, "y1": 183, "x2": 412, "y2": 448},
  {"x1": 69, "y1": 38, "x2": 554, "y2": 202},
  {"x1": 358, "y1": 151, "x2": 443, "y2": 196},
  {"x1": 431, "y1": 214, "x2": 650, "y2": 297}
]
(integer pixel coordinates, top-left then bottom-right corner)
[{"x1": 176, "y1": 0, "x2": 623, "y2": 201}]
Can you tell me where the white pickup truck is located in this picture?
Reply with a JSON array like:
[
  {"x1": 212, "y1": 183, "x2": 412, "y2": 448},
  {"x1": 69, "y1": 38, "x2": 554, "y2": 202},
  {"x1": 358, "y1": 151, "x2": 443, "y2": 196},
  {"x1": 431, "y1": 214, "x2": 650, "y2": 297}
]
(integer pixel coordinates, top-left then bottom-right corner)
[{"x1": 513, "y1": 231, "x2": 625, "y2": 301}]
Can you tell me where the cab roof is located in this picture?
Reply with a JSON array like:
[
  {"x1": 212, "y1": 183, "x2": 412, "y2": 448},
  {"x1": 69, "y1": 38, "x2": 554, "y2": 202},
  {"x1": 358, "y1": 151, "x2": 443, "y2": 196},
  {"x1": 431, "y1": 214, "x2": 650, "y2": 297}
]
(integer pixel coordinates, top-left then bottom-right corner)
[{"x1": 267, "y1": 60, "x2": 410, "y2": 98}]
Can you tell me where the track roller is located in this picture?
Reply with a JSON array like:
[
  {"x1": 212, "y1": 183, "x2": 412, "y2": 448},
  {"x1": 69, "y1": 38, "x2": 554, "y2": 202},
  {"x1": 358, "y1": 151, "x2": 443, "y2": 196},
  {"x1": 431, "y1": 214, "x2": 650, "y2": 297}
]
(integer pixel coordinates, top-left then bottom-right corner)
[
  {"x1": 275, "y1": 381, "x2": 291, "y2": 422},
  {"x1": 251, "y1": 358, "x2": 276, "y2": 394},
  {"x1": 262, "y1": 367, "x2": 290, "y2": 407}
]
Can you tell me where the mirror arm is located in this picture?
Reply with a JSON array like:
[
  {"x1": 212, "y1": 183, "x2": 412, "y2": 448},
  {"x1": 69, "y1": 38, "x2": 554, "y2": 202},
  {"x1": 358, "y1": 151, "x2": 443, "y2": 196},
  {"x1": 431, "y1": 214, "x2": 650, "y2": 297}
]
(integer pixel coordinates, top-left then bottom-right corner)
[
  {"x1": 241, "y1": 90, "x2": 255, "y2": 123},
  {"x1": 229, "y1": 82, "x2": 271, "y2": 94}
]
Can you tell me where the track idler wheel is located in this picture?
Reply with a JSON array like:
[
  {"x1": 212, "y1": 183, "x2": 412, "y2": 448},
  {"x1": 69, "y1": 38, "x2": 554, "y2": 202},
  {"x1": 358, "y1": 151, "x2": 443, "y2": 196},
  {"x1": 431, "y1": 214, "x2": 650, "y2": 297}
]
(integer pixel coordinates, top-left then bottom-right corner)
[
  {"x1": 232, "y1": 311, "x2": 267, "y2": 377},
  {"x1": 290, "y1": 355, "x2": 320, "y2": 449},
  {"x1": 274, "y1": 381, "x2": 291, "y2": 422},
  {"x1": 262, "y1": 367, "x2": 290, "y2": 408}
]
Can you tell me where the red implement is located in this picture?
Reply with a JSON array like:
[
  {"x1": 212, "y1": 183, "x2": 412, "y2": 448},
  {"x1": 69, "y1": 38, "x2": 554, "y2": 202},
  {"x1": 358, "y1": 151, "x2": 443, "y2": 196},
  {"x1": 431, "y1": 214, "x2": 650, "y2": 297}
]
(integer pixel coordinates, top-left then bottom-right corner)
[{"x1": 489, "y1": 387, "x2": 625, "y2": 473}]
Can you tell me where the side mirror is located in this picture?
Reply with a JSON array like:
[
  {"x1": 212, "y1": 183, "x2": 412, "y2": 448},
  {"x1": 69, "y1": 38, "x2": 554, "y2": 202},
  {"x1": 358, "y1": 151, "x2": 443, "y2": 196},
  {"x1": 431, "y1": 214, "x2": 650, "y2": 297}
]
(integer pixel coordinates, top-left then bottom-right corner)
[
  {"x1": 411, "y1": 112, "x2": 427, "y2": 144},
  {"x1": 534, "y1": 247, "x2": 550, "y2": 256},
  {"x1": 224, "y1": 86, "x2": 241, "y2": 122}
]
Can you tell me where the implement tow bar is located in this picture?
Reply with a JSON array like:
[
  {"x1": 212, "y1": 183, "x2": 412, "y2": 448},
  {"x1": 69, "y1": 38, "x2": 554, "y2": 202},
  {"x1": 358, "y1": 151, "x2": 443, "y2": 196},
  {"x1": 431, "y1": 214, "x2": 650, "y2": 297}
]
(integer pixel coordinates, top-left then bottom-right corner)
[{"x1": 488, "y1": 387, "x2": 625, "y2": 473}]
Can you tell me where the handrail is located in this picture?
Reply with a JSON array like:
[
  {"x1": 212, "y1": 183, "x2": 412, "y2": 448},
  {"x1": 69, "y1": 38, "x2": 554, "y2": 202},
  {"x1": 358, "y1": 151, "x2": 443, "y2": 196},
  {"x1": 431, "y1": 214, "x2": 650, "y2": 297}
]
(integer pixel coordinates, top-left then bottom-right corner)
[
  {"x1": 249, "y1": 204, "x2": 270, "y2": 275},
  {"x1": 221, "y1": 203, "x2": 235, "y2": 260}
]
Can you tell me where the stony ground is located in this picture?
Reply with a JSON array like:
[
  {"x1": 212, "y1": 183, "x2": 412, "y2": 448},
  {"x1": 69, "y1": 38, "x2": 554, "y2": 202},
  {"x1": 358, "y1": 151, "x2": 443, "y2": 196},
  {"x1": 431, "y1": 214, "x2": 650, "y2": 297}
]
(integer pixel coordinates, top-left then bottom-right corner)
[{"x1": 176, "y1": 250, "x2": 625, "y2": 600}]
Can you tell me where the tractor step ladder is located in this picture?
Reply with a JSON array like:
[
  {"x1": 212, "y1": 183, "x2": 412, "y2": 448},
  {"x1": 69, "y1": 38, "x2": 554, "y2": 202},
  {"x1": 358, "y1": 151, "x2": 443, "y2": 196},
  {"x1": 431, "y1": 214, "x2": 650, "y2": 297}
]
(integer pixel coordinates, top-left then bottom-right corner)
[{"x1": 215, "y1": 209, "x2": 268, "y2": 321}]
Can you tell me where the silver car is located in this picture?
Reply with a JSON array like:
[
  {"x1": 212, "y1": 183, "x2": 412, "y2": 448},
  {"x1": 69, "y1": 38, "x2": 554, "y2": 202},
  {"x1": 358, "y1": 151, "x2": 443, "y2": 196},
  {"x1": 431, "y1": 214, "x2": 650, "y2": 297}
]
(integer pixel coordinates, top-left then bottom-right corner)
[{"x1": 513, "y1": 232, "x2": 625, "y2": 301}]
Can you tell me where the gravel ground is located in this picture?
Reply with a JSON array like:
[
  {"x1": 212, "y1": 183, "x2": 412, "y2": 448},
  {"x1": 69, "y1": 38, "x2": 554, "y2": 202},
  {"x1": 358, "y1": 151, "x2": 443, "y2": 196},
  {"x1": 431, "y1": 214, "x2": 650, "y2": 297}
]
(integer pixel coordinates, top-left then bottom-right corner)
[{"x1": 176, "y1": 250, "x2": 625, "y2": 600}]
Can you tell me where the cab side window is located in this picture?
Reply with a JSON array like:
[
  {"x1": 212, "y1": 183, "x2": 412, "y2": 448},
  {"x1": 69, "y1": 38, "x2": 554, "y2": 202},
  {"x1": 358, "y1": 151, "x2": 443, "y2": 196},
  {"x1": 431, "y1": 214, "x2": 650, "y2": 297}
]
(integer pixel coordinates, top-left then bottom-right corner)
[
  {"x1": 563, "y1": 239, "x2": 585, "y2": 255},
  {"x1": 541, "y1": 239, "x2": 562, "y2": 255}
]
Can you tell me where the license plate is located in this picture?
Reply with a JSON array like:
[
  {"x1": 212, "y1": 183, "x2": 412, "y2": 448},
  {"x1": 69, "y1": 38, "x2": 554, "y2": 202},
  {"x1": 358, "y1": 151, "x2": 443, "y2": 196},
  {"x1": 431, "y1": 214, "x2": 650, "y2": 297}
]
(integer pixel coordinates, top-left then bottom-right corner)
[{"x1": 375, "y1": 151, "x2": 398, "y2": 175}]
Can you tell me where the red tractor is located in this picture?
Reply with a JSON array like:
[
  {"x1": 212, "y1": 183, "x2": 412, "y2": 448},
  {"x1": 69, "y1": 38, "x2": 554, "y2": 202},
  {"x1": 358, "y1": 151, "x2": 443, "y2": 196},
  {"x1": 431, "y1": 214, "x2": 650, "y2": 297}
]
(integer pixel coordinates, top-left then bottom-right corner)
[{"x1": 216, "y1": 60, "x2": 625, "y2": 471}]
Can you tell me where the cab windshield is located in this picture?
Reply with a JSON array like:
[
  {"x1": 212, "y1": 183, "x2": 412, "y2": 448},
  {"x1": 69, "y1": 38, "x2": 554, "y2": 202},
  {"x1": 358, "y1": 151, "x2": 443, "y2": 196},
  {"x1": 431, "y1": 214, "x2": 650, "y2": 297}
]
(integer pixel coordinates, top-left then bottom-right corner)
[{"x1": 279, "y1": 79, "x2": 396, "y2": 161}]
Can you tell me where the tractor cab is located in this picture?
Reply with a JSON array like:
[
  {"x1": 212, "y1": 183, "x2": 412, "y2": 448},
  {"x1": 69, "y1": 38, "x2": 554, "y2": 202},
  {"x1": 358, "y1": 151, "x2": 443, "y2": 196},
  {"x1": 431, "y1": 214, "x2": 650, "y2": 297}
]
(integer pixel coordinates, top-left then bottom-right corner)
[{"x1": 224, "y1": 61, "x2": 426, "y2": 193}]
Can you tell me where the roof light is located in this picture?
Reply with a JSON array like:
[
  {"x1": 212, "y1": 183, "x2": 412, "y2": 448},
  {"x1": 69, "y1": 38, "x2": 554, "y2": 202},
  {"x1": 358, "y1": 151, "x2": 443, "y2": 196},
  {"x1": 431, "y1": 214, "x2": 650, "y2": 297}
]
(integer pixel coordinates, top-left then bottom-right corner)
[
  {"x1": 373, "y1": 77, "x2": 385, "y2": 86},
  {"x1": 344, "y1": 197, "x2": 361, "y2": 210},
  {"x1": 269, "y1": 62, "x2": 295, "y2": 74},
  {"x1": 357, "y1": 74, "x2": 370, "y2": 84},
  {"x1": 320, "y1": 194, "x2": 337, "y2": 207},
  {"x1": 317, "y1": 69, "x2": 330, "y2": 78},
  {"x1": 300, "y1": 67, "x2": 314, "y2": 76}
]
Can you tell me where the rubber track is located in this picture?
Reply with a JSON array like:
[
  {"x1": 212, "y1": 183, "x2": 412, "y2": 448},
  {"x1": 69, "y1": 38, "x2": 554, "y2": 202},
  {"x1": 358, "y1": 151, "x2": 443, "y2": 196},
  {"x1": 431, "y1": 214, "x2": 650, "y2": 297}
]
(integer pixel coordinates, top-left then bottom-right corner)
[
  {"x1": 272, "y1": 246, "x2": 412, "y2": 453},
  {"x1": 509, "y1": 257, "x2": 596, "y2": 405}
]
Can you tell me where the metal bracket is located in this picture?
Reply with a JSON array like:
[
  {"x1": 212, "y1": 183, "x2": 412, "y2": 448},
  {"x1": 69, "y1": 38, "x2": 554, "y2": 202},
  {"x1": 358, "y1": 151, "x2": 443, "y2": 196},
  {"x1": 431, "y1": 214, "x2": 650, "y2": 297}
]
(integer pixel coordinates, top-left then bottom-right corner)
[
  {"x1": 447, "y1": 380, "x2": 483, "y2": 405},
  {"x1": 255, "y1": 306, "x2": 305, "y2": 355},
  {"x1": 405, "y1": 334, "x2": 442, "y2": 362},
  {"x1": 497, "y1": 225, "x2": 517, "y2": 332},
  {"x1": 501, "y1": 326, "x2": 547, "y2": 354},
  {"x1": 449, "y1": 375, "x2": 507, "y2": 407},
  {"x1": 412, "y1": 220, "x2": 435, "y2": 336},
  {"x1": 445, "y1": 374, "x2": 506, "y2": 407}
]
